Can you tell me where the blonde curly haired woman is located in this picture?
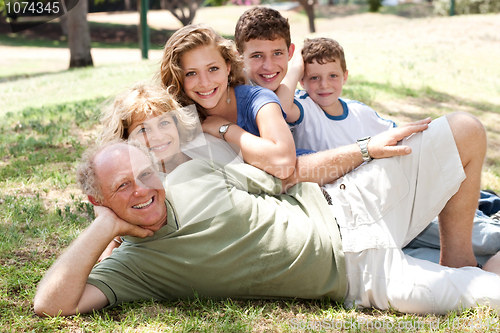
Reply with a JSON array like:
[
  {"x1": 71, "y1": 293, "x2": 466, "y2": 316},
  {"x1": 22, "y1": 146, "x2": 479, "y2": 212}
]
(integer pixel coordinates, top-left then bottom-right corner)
[{"x1": 99, "y1": 82, "x2": 242, "y2": 174}]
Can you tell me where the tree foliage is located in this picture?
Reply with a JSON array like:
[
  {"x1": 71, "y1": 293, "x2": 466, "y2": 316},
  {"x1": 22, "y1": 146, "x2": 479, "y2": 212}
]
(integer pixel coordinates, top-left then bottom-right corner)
[{"x1": 368, "y1": 0, "x2": 382, "y2": 12}]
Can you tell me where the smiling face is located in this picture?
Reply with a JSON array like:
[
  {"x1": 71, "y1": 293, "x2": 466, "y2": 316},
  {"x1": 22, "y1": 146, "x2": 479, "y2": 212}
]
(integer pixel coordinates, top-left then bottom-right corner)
[
  {"x1": 94, "y1": 144, "x2": 167, "y2": 232},
  {"x1": 180, "y1": 45, "x2": 231, "y2": 112},
  {"x1": 127, "y1": 113, "x2": 185, "y2": 171},
  {"x1": 241, "y1": 38, "x2": 293, "y2": 92},
  {"x1": 300, "y1": 59, "x2": 349, "y2": 114}
]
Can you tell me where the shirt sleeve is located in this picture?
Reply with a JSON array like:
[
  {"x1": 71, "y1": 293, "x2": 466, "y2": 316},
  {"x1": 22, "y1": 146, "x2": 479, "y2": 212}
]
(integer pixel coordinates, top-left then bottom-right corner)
[
  {"x1": 244, "y1": 87, "x2": 286, "y2": 136},
  {"x1": 248, "y1": 86, "x2": 286, "y2": 123},
  {"x1": 175, "y1": 159, "x2": 284, "y2": 196},
  {"x1": 87, "y1": 256, "x2": 162, "y2": 308},
  {"x1": 221, "y1": 162, "x2": 284, "y2": 196},
  {"x1": 236, "y1": 85, "x2": 286, "y2": 137}
]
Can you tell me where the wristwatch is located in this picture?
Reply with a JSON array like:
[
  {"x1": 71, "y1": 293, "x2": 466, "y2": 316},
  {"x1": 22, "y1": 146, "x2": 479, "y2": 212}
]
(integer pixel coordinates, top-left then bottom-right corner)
[
  {"x1": 218, "y1": 123, "x2": 233, "y2": 141},
  {"x1": 357, "y1": 136, "x2": 372, "y2": 162}
]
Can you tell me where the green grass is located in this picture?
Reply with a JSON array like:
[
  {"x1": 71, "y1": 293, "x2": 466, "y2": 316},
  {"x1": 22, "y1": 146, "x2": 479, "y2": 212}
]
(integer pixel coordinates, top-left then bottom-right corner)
[
  {"x1": 0, "y1": 62, "x2": 161, "y2": 114},
  {"x1": 1, "y1": 6, "x2": 500, "y2": 332}
]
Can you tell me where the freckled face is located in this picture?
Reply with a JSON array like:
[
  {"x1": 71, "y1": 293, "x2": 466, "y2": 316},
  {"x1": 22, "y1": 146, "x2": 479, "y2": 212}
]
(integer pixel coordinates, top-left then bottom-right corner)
[
  {"x1": 300, "y1": 60, "x2": 348, "y2": 111},
  {"x1": 241, "y1": 38, "x2": 293, "y2": 92},
  {"x1": 180, "y1": 45, "x2": 231, "y2": 111}
]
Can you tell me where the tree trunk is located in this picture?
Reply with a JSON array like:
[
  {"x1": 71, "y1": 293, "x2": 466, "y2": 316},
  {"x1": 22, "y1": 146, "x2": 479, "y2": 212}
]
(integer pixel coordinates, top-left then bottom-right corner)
[
  {"x1": 67, "y1": 0, "x2": 93, "y2": 68},
  {"x1": 306, "y1": 6, "x2": 315, "y2": 33},
  {"x1": 59, "y1": 14, "x2": 69, "y2": 36},
  {"x1": 59, "y1": 0, "x2": 69, "y2": 35},
  {"x1": 300, "y1": 0, "x2": 316, "y2": 33}
]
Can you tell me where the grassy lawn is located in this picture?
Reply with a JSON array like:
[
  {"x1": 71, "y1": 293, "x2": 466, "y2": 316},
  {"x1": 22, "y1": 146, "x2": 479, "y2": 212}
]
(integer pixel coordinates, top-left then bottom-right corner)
[{"x1": 1, "y1": 5, "x2": 500, "y2": 332}]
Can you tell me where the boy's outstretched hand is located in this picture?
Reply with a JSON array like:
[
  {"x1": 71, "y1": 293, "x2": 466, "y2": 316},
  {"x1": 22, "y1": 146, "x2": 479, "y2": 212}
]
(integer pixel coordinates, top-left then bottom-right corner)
[{"x1": 368, "y1": 118, "x2": 432, "y2": 159}]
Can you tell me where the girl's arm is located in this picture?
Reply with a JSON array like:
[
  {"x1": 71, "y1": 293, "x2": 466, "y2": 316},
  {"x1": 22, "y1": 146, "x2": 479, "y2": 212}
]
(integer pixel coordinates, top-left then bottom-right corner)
[{"x1": 202, "y1": 103, "x2": 296, "y2": 179}]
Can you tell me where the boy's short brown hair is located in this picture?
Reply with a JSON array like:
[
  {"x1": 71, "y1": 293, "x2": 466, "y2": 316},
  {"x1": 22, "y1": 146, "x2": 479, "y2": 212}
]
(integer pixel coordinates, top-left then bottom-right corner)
[
  {"x1": 234, "y1": 7, "x2": 291, "y2": 54},
  {"x1": 302, "y1": 37, "x2": 347, "y2": 73}
]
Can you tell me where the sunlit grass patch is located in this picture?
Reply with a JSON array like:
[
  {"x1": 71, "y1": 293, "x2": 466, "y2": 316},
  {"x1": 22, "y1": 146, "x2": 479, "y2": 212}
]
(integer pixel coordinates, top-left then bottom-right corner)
[
  {"x1": 0, "y1": 99, "x2": 101, "y2": 197},
  {"x1": 0, "y1": 62, "x2": 158, "y2": 115}
]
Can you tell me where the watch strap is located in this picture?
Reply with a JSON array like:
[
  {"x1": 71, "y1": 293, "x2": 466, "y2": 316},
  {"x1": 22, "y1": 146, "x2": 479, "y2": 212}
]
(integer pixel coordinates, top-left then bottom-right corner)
[
  {"x1": 357, "y1": 137, "x2": 372, "y2": 162},
  {"x1": 219, "y1": 123, "x2": 233, "y2": 141}
]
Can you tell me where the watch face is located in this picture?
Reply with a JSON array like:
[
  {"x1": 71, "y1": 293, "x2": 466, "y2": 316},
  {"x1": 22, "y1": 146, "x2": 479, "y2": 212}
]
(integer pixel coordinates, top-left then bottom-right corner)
[{"x1": 220, "y1": 125, "x2": 228, "y2": 133}]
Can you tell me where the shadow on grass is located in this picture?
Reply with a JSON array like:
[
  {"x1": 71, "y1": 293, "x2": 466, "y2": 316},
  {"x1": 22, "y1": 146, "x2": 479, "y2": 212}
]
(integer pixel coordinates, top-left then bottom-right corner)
[
  {"x1": 82, "y1": 297, "x2": 346, "y2": 331},
  {"x1": 348, "y1": 78, "x2": 500, "y2": 117},
  {"x1": 345, "y1": 77, "x2": 500, "y2": 172},
  {"x1": 35, "y1": 295, "x2": 482, "y2": 332},
  {"x1": 312, "y1": 3, "x2": 435, "y2": 19},
  {"x1": 0, "y1": 70, "x2": 75, "y2": 83},
  {"x1": 0, "y1": 21, "x2": 176, "y2": 49}
]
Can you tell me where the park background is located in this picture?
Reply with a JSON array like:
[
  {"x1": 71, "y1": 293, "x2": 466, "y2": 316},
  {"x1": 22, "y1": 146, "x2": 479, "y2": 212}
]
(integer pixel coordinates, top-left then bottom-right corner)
[{"x1": 1, "y1": 0, "x2": 500, "y2": 331}]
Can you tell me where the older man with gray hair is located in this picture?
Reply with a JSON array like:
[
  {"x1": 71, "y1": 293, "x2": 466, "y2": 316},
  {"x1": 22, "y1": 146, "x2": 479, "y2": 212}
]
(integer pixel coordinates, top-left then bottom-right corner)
[{"x1": 35, "y1": 113, "x2": 500, "y2": 317}]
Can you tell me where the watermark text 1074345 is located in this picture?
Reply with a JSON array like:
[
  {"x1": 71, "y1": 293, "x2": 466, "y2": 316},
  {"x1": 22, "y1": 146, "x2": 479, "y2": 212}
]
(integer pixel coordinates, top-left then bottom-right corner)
[
  {"x1": 5, "y1": 1, "x2": 60, "y2": 15},
  {"x1": 2, "y1": 0, "x2": 79, "y2": 33}
]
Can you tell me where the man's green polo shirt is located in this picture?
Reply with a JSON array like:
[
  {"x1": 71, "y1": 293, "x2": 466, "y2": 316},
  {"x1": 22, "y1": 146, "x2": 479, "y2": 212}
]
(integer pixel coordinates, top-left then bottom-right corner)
[{"x1": 87, "y1": 159, "x2": 346, "y2": 307}]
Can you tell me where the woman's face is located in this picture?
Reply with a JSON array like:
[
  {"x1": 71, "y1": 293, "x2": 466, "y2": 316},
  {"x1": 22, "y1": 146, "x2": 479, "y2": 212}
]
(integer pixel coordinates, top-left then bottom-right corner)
[
  {"x1": 180, "y1": 45, "x2": 231, "y2": 111},
  {"x1": 127, "y1": 113, "x2": 183, "y2": 168}
]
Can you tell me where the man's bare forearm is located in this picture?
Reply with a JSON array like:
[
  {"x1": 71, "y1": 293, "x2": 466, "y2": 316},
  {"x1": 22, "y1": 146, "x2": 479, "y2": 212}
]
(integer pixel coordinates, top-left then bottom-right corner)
[
  {"x1": 33, "y1": 216, "x2": 117, "y2": 316},
  {"x1": 282, "y1": 144, "x2": 363, "y2": 192},
  {"x1": 281, "y1": 119, "x2": 432, "y2": 192}
]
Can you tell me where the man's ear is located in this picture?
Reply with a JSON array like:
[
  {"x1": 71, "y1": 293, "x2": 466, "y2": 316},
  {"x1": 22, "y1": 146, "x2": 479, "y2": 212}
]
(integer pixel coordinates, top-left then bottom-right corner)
[
  {"x1": 88, "y1": 195, "x2": 101, "y2": 206},
  {"x1": 288, "y1": 43, "x2": 295, "y2": 61}
]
